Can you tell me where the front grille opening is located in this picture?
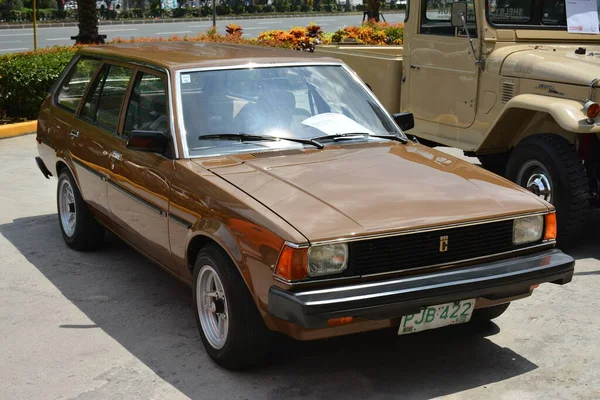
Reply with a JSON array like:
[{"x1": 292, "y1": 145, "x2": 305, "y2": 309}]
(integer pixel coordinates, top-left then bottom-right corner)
[{"x1": 349, "y1": 220, "x2": 525, "y2": 276}]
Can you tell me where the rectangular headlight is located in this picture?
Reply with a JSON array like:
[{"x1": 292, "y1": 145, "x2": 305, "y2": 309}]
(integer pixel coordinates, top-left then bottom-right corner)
[
  {"x1": 513, "y1": 215, "x2": 543, "y2": 245},
  {"x1": 307, "y1": 243, "x2": 348, "y2": 277}
]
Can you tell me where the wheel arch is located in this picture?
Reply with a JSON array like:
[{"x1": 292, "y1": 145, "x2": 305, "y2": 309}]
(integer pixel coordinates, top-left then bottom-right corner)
[{"x1": 478, "y1": 95, "x2": 588, "y2": 154}]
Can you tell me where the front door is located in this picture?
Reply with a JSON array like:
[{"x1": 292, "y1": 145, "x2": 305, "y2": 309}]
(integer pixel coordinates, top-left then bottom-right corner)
[
  {"x1": 105, "y1": 68, "x2": 177, "y2": 272},
  {"x1": 406, "y1": 0, "x2": 479, "y2": 144}
]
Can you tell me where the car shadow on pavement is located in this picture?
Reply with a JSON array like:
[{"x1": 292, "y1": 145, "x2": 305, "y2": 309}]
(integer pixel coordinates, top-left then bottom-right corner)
[{"x1": 1, "y1": 214, "x2": 539, "y2": 400}]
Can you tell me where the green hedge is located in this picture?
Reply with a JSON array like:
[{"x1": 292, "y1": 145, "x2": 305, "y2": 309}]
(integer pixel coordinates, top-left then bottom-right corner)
[{"x1": 0, "y1": 47, "x2": 76, "y2": 121}]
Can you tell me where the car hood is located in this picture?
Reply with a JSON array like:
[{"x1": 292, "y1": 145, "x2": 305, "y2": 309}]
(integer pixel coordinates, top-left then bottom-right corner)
[
  {"x1": 195, "y1": 142, "x2": 549, "y2": 242},
  {"x1": 501, "y1": 46, "x2": 600, "y2": 85}
]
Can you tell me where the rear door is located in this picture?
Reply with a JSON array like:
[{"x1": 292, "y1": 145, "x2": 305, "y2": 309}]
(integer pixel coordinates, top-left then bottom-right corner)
[
  {"x1": 68, "y1": 61, "x2": 135, "y2": 217},
  {"x1": 105, "y1": 68, "x2": 178, "y2": 272}
]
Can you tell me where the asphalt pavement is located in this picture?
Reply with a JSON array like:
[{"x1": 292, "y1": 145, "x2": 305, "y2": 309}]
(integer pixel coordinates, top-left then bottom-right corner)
[
  {"x1": 0, "y1": 13, "x2": 406, "y2": 53},
  {"x1": 1, "y1": 134, "x2": 599, "y2": 399}
]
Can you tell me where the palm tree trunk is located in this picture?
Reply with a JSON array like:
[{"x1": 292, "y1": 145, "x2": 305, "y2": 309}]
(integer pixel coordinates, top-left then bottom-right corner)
[
  {"x1": 72, "y1": 0, "x2": 105, "y2": 44},
  {"x1": 366, "y1": 0, "x2": 380, "y2": 21}
]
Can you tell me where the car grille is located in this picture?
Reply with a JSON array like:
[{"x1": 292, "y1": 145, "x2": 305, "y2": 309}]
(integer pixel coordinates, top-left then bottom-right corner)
[{"x1": 349, "y1": 220, "x2": 517, "y2": 275}]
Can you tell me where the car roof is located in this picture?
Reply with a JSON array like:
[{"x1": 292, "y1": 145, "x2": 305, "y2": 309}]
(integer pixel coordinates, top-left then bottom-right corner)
[{"x1": 78, "y1": 42, "x2": 342, "y2": 71}]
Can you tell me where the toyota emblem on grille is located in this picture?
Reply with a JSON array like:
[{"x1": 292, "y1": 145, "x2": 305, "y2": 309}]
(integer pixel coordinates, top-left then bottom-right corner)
[{"x1": 439, "y1": 236, "x2": 449, "y2": 252}]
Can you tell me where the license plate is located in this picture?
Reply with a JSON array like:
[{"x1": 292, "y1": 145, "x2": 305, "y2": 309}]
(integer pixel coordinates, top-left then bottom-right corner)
[{"x1": 398, "y1": 299, "x2": 475, "y2": 335}]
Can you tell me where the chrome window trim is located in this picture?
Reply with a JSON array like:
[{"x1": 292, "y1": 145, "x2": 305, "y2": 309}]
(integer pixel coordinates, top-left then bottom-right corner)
[
  {"x1": 174, "y1": 61, "x2": 405, "y2": 159},
  {"x1": 164, "y1": 68, "x2": 179, "y2": 159}
]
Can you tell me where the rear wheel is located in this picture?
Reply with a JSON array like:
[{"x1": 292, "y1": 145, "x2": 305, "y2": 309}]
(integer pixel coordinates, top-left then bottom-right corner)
[
  {"x1": 192, "y1": 245, "x2": 270, "y2": 369},
  {"x1": 506, "y1": 134, "x2": 589, "y2": 244},
  {"x1": 57, "y1": 170, "x2": 105, "y2": 250},
  {"x1": 471, "y1": 303, "x2": 510, "y2": 324}
]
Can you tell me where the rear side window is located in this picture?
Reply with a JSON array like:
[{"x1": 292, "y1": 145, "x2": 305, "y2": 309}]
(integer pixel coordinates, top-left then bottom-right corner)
[
  {"x1": 80, "y1": 64, "x2": 134, "y2": 133},
  {"x1": 56, "y1": 58, "x2": 101, "y2": 112},
  {"x1": 123, "y1": 71, "x2": 169, "y2": 138}
]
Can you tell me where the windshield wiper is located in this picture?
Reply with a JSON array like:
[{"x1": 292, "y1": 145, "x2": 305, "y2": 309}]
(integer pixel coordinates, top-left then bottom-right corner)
[
  {"x1": 199, "y1": 133, "x2": 324, "y2": 149},
  {"x1": 311, "y1": 133, "x2": 369, "y2": 141},
  {"x1": 311, "y1": 132, "x2": 408, "y2": 145},
  {"x1": 369, "y1": 134, "x2": 408, "y2": 145}
]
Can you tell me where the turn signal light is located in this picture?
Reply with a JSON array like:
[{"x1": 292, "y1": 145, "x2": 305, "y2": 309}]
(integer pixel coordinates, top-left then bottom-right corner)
[
  {"x1": 585, "y1": 101, "x2": 600, "y2": 119},
  {"x1": 327, "y1": 317, "x2": 354, "y2": 326},
  {"x1": 275, "y1": 245, "x2": 308, "y2": 281},
  {"x1": 544, "y1": 212, "x2": 557, "y2": 241}
]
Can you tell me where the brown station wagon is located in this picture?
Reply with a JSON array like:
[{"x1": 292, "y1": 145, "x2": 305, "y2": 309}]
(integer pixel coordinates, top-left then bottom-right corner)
[{"x1": 35, "y1": 42, "x2": 575, "y2": 369}]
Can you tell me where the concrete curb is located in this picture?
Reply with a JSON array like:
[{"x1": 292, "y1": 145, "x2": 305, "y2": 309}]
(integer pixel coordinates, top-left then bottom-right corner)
[
  {"x1": 0, "y1": 11, "x2": 404, "y2": 30},
  {"x1": 0, "y1": 121, "x2": 36, "y2": 139}
]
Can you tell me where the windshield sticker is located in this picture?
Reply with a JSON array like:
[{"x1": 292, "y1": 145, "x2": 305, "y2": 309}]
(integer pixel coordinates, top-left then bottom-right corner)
[
  {"x1": 566, "y1": 0, "x2": 599, "y2": 34},
  {"x1": 181, "y1": 74, "x2": 191, "y2": 84}
]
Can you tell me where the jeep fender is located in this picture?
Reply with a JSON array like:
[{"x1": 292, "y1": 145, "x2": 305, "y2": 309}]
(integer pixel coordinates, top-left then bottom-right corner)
[{"x1": 480, "y1": 94, "x2": 599, "y2": 152}]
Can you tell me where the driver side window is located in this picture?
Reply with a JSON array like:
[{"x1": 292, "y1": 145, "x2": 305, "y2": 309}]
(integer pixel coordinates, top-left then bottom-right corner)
[
  {"x1": 420, "y1": 0, "x2": 477, "y2": 37},
  {"x1": 123, "y1": 71, "x2": 170, "y2": 139}
]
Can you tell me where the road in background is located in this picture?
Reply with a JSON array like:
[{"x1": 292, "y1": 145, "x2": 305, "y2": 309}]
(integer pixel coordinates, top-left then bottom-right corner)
[
  {"x1": 1, "y1": 134, "x2": 599, "y2": 399},
  {"x1": 0, "y1": 13, "x2": 406, "y2": 53}
]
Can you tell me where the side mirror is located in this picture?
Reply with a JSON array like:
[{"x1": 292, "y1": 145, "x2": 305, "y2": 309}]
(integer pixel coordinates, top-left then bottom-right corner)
[
  {"x1": 451, "y1": 2, "x2": 468, "y2": 28},
  {"x1": 126, "y1": 130, "x2": 169, "y2": 153},
  {"x1": 392, "y1": 112, "x2": 415, "y2": 131}
]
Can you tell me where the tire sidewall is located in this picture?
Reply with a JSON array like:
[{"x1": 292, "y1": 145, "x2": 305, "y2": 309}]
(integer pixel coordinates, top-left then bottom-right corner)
[
  {"x1": 191, "y1": 249, "x2": 245, "y2": 363},
  {"x1": 506, "y1": 136, "x2": 586, "y2": 241},
  {"x1": 57, "y1": 170, "x2": 82, "y2": 246}
]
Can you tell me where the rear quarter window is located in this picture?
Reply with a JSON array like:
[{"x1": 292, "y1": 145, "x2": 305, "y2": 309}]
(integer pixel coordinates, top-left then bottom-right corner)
[{"x1": 56, "y1": 58, "x2": 102, "y2": 113}]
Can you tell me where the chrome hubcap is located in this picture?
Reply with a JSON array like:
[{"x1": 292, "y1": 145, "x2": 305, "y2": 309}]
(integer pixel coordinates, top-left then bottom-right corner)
[
  {"x1": 518, "y1": 160, "x2": 553, "y2": 203},
  {"x1": 197, "y1": 265, "x2": 229, "y2": 350},
  {"x1": 526, "y1": 173, "x2": 552, "y2": 202},
  {"x1": 58, "y1": 179, "x2": 76, "y2": 237}
]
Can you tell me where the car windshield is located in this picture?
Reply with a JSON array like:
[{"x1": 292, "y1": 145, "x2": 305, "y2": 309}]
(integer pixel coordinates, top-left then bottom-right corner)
[
  {"x1": 487, "y1": 0, "x2": 597, "y2": 27},
  {"x1": 178, "y1": 65, "x2": 405, "y2": 156}
]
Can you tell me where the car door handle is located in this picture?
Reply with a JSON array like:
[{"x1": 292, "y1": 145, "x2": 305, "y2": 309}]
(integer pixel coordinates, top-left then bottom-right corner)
[
  {"x1": 69, "y1": 129, "x2": 79, "y2": 138},
  {"x1": 109, "y1": 151, "x2": 122, "y2": 162}
]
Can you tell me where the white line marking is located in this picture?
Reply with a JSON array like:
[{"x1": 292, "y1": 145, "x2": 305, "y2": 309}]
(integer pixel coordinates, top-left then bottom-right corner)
[
  {"x1": 188, "y1": 24, "x2": 211, "y2": 28},
  {"x1": 0, "y1": 40, "x2": 21, "y2": 43},
  {"x1": 241, "y1": 27, "x2": 264, "y2": 30},
  {"x1": 99, "y1": 28, "x2": 138, "y2": 32},
  {"x1": 257, "y1": 21, "x2": 282, "y2": 24},
  {"x1": 0, "y1": 33, "x2": 34, "y2": 37},
  {"x1": 155, "y1": 31, "x2": 191, "y2": 35},
  {"x1": 0, "y1": 48, "x2": 28, "y2": 52},
  {"x1": 46, "y1": 38, "x2": 70, "y2": 41}
]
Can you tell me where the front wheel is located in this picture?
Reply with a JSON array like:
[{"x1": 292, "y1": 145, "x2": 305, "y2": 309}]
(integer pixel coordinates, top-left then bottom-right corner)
[
  {"x1": 192, "y1": 246, "x2": 270, "y2": 369},
  {"x1": 506, "y1": 134, "x2": 589, "y2": 244}
]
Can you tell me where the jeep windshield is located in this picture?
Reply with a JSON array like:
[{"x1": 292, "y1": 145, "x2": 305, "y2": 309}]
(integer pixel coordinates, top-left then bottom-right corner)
[
  {"x1": 178, "y1": 65, "x2": 405, "y2": 157},
  {"x1": 487, "y1": 0, "x2": 595, "y2": 28}
]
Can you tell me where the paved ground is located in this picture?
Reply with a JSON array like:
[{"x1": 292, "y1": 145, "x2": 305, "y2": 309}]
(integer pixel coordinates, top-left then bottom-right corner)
[
  {"x1": 0, "y1": 13, "x2": 405, "y2": 53},
  {"x1": 1, "y1": 134, "x2": 599, "y2": 399}
]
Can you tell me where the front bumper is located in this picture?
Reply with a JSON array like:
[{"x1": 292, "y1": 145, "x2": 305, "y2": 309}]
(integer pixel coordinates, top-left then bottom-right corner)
[{"x1": 268, "y1": 249, "x2": 574, "y2": 329}]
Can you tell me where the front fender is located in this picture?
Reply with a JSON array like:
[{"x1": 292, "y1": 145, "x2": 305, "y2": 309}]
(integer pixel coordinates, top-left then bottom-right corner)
[{"x1": 503, "y1": 94, "x2": 598, "y2": 133}]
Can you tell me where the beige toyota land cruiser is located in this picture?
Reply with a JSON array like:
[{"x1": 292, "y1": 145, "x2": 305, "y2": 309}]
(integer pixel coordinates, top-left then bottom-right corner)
[{"x1": 317, "y1": 0, "x2": 599, "y2": 244}]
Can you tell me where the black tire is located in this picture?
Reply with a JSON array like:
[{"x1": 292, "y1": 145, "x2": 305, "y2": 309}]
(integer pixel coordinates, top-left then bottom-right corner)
[
  {"x1": 506, "y1": 134, "x2": 589, "y2": 244},
  {"x1": 477, "y1": 153, "x2": 509, "y2": 175},
  {"x1": 192, "y1": 245, "x2": 270, "y2": 369},
  {"x1": 56, "y1": 169, "x2": 105, "y2": 251},
  {"x1": 471, "y1": 303, "x2": 510, "y2": 324}
]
